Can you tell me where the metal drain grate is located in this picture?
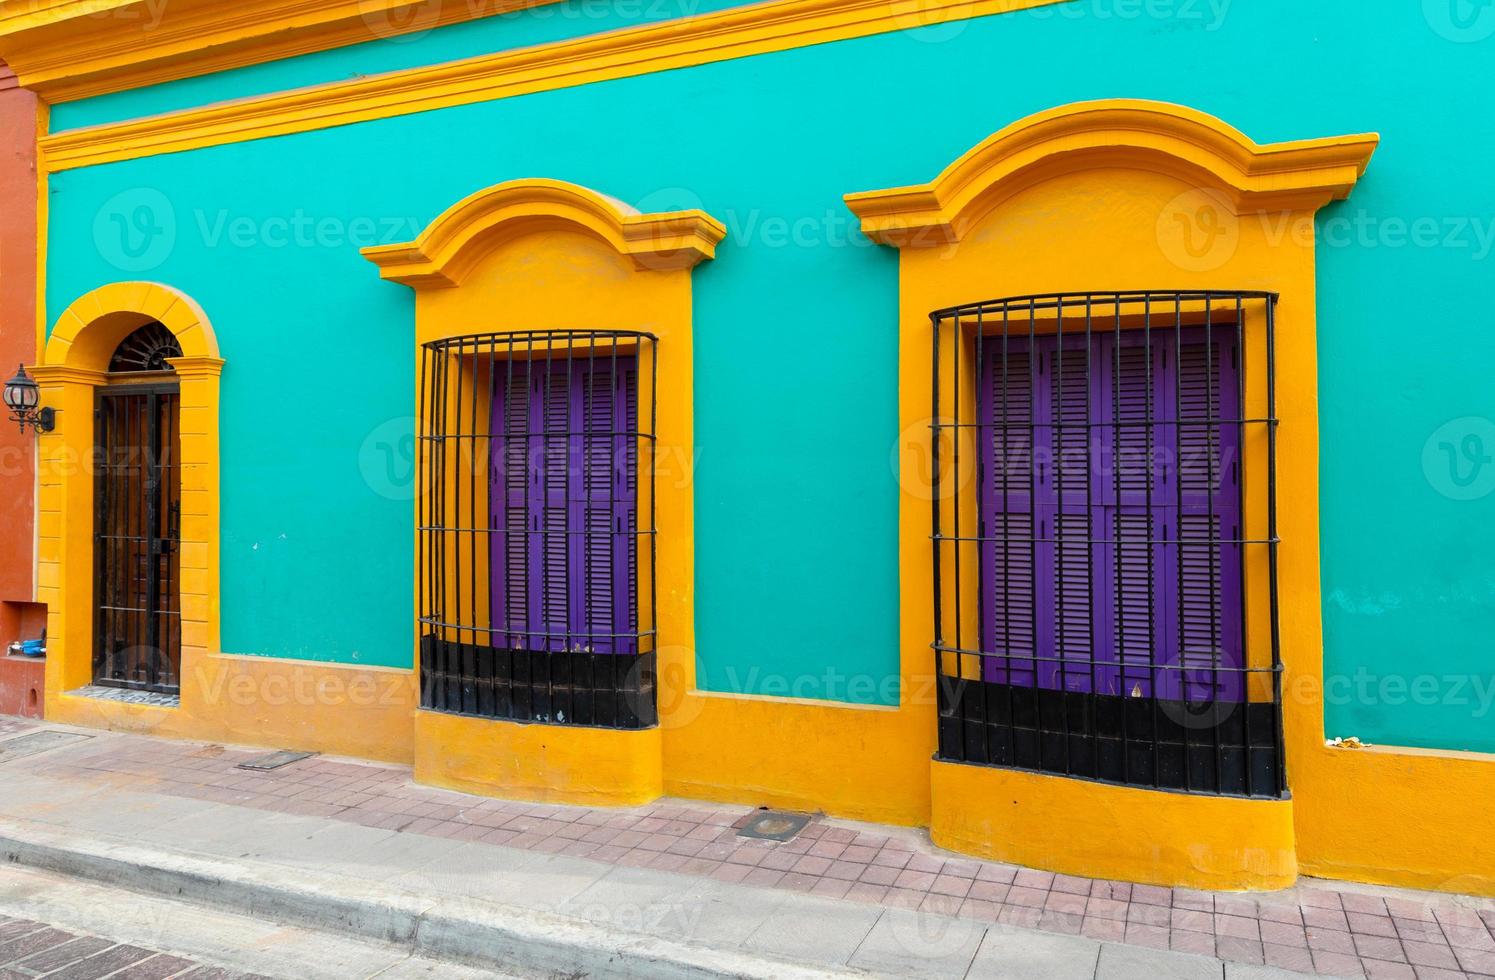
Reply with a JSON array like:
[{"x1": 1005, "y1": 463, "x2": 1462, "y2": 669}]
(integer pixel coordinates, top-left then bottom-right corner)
[
  {"x1": 736, "y1": 809, "x2": 812, "y2": 842},
  {"x1": 0, "y1": 731, "x2": 92, "y2": 762},
  {"x1": 236, "y1": 750, "x2": 315, "y2": 771}
]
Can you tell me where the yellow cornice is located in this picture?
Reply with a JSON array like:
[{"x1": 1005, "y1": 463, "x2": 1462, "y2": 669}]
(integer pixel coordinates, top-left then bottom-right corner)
[
  {"x1": 27, "y1": 363, "x2": 107, "y2": 386},
  {"x1": 38, "y1": 0, "x2": 1068, "y2": 173},
  {"x1": 0, "y1": 0, "x2": 563, "y2": 102},
  {"x1": 0, "y1": 1, "x2": 134, "y2": 36},
  {"x1": 363, "y1": 178, "x2": 727, "y2": 286},
  {"x1": 845, "y1": 100, "x2": 1380, "y2": 247},
  {"x1": 164, "y1": 355, "x2": 226, "y2": 379}
]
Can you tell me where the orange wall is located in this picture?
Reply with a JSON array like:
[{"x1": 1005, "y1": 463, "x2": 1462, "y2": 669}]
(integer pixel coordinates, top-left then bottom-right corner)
[{"x1": 0, "y1": 60, "x2": 38, "y2": 630}]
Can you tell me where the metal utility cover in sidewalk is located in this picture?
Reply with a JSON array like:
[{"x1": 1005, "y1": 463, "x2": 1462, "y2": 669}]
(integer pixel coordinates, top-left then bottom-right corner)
[
  {"x1": 0, "y1": 731, "x2": 92, "y2": 762},
  {"x1": 236, "y1": 750, "x2": 315, "y2": 771},
  {"x1": 736, "y1": 810, "x2": 812, "y2": 842}
]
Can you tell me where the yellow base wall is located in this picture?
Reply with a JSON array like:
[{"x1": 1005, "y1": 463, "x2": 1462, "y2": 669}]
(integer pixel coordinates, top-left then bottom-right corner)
[
  {"x1": 1292, "y1": 744, "x2": 1495, "y2": 897},
  {"x1": 931, "y1": 760, "x2": 1298, "y2": 891},
  {"x1": 413, "y1": 710, "x2": 663, "y2": 807},
  {"x1": 45, "y1": 651, "x2": 417, "y2": 764},
  {"x1": 662, "y1": 692, "x2": 932, "y2": 828}
]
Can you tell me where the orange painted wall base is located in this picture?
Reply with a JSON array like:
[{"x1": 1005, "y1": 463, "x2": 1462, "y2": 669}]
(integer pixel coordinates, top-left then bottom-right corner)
[{"x1": 0, "y1": 654, "x2": 44, "y2": 719}]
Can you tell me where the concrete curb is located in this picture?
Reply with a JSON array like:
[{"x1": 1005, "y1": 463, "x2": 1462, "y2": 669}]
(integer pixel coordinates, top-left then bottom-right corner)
[{"x1": 0, "y1": 821, "x2": 863, "y2": 979}]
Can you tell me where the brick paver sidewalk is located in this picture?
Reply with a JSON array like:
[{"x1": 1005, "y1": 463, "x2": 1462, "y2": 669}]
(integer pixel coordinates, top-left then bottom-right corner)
[
  {"x1": 0, "y1": 913, "x2": 271, "y2": 980},
  {"x1": 4, "y1": 720, "x2": 1494, "y2": 979}
]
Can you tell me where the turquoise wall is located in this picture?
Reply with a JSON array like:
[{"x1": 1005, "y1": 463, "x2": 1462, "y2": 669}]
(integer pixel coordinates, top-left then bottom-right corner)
[{"x1": 48, "y1": 0, "x2": 1495, "y2": 741}]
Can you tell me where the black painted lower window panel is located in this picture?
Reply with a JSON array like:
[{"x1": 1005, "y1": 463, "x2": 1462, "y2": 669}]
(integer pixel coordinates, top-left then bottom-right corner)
[
  {"x1": 420, "y1": 634, "x2": 657, "y2": 730},
  {"x1": 937, "y1": 677, "x2": 1283, "y2": 799}
]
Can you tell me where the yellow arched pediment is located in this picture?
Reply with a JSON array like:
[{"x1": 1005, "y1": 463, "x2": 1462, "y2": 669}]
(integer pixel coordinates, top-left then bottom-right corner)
[
  {"x1": 845, "y1": 99, "x2": 1380, "y2": 247},
  {"x1": 362, "y1": 178, "x2": 727, "y2": 288},
  {"x1": 44, "y1": 280, "x2": 220, "y2": 372}
]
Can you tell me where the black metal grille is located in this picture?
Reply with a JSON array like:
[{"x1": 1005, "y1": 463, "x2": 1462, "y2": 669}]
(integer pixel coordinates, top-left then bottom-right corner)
[
  {"x1": 931, "y1": 291, "x2": 1284, "y2": 798},
  {"x1": 94, "y1": 383, "x2": 181, "y2": 694},
  {"x1": 108, "y1": 321, "x2": 183, "y2": 374},
  {"x1": 419, "y1": 330, "x2": 658, "y2": 729}
]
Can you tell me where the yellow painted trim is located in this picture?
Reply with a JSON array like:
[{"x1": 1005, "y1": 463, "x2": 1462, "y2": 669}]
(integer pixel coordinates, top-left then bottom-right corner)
[
  {"x1": 45, "y1": 280, "x2": 220, "y2": 367},
  {"x1": 0, "y1": 0, "x2": 138, "y2": 34},
  {"x1": 378, "y1": 178, "x2": 716, "y2": 805},
  {"x1": 33, "y1": 100, "x2": 47, "y2": 365},
  {"x1": 38, "y1": 0, "x2": 1071, "y2": 173},
  {"x1": 414, "y1": 710, "x2": 662, "y2": 806},
  {"x1": 363, "y1": 178, "x2": 725, "y2": 286},
  {"x1": 0, "y1": 0, "x2": 565, "y2": 103},
  {"x1": 846, "y1": 100, "x2": 1492, "y2": 896},
  {"x1": 36, "y1": 281, "x2": 225, "y2": 740},
  {"x1": 931, "y1": 761, "x2": 1298, "y2": 891},
  {"x1": 377, "y1": 178, "x2": 939, "y2": 823},
  {"x1": 844, "y1": 99, "x2": 1379, "y2": 246},
  {"x1": 845, "y1": 99, "x2": 1395, "y2": 890}
]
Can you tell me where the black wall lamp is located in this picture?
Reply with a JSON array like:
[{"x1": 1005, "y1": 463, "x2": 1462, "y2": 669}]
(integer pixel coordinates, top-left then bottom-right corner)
[{"x1": 3, "y1": 365, "x2": 55, "y2": 434}]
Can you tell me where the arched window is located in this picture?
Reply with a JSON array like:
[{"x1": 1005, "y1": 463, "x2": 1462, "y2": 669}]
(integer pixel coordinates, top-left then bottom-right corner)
[{"x1": 108, "y1": 321, "x2": 183, "y2": 373}]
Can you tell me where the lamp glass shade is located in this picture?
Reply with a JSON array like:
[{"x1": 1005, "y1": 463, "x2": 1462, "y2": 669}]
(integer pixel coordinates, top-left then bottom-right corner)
[{"x1": 3, "y1": 366, "x2": 38, "y2": 412}]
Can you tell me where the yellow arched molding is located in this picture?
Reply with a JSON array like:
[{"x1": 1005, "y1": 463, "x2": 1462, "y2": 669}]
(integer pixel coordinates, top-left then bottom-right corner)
[
  {"x1": 45, "y1": 281, "x2": 219, "y2": 370},
  {"x1": 34, "y1": 282, "x2": 417, "y2": 763},
  {"x1": 845, "y1": 99, "x2": 1379, "y2": 246},
  {"x1": 364, "y1": 178, "x2": 725, "y2": 287},
  {"x1": 366, "y1": 178, "x2": 722, "y2": 806},
  {"x1": 843, "y1": 100, "x2": 1390, "y2": 891}
]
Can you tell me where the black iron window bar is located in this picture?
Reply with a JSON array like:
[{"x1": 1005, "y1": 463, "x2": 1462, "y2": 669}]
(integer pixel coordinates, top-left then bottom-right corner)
[
  {"x1": 931, "y1": 290, "x2": 1285, "y2": 798},
  {"x1": 419, "y1": 329, "x2": 658, "y2": 729}
]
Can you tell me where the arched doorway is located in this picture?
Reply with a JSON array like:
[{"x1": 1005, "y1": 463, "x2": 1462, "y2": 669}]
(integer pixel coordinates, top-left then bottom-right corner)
[
  {"x1": 93, "y1": 321, "x2": 184, "y2": 694},
  {"x1": 32, "y1": 281, "x2": 221, "y2": 720}
]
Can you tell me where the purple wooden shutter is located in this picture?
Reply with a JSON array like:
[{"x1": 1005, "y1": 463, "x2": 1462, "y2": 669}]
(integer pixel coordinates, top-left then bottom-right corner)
[
  {"x1": 978, "y1": 341, "x2": 1037, "y2": 687},
  {"x1": 491, "y1": 363, "x2": 531, "y2": 650},
  {"x1": 491, "y1": 355, "x2": 638, "y2": 655},
  {"x1": 980, "y1": 326, "x2": 1243, "y2": 702},
  {"x1": 1097, "y1": 332, "x2": 1171, "y2": 700},
  {"x1": 1172, "y1": 331, "x2": 1242, "y2": 701},
  {"x1": 580, "y1": 357, "x2": 638, "y2": 655},
  {"x1": 1036, "y1": 335, "x2": 1097, "y2": 694}
]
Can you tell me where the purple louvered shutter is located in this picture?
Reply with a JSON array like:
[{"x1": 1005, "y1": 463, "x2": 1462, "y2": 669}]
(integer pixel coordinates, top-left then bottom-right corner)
[
  {"x1": 1036, "y1": 335, "x2": 1099, "y2": 694},
  {"x1": 1171, "y1": 331, "x2": 1242, "y2": 701},
  {"x1": 492, "y1": 363, "x2": 532, "y2": 650},
  {"x1": 580, "y1": 357, "x2": 638, "y2": 655},
  {"x1": 490, "y1": 356, "x2": 637, "y2": 655},
  {"x1": 1097, "y1": 332, "x2": 1171, "y2": 700},
  {"x1": 980, "y1": 327, "x2": 1242, "y2": 701},
  {"x1": 978, "y1": 341, "x2": 1038, "y2": 687}
]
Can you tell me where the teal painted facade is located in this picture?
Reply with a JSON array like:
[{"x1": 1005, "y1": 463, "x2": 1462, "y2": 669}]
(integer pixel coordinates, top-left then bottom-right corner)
[{"x1": 46, "y1": 0, "x2": 1495, "y2": 742}]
